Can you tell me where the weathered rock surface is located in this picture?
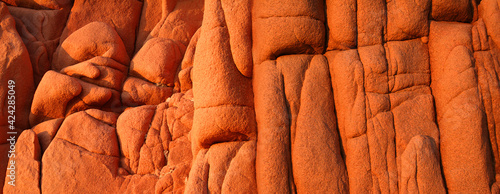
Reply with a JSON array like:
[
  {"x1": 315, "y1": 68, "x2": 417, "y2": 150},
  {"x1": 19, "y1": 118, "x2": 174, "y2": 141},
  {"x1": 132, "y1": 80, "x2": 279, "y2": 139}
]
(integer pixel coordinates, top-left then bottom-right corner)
[
  {"x1": 1, "y1": 0, "x2": 71, "y2": 10},
  {"x1": 0, "y1": 2, "x2": 34, "y2": 131},
  {"x1": 252, "y1": 0, "x2": 325, "y2": 64},
  {"x1": 8, "y1": 6, "x2": 68, "y2": 85},
  {"x1": 399, "y1": 135, "x2": 445, "y2": 194},
  {"x1": 430, "y1": 21, "x2": 494, "y2": 193},
  {"x1": 3, "y1": 130, "x2": 41, "y2": 194},
  {"x1": 122, "y1": 37, "x2": 182, "y2": 106},
  {"x1": 0, "y1": 2, "x2": 34, "y2": 190},
  {"x1": 41, "y1": 110, "x2": 122, "y2": 193},
  {"x1": 191, "y1": 0, "x2": 256, "y2": 155},
  {"x1": 3, "y1": 0, "x2": 500, "y2": 193},
  {"x1": 135, "y1": 0, "x2": 163, "y2": 53},
  {"x1": 122, "y1": 0, "x2": 203, "y2": 107},
  {"x1": 59, "y1": 0, "x2": 142, "y2": 57}
]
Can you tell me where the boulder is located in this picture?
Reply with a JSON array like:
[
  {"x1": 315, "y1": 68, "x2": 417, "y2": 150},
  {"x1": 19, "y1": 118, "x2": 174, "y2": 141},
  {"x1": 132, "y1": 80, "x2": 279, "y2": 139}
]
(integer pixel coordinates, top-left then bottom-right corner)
[
  {"x1": 41, "y1": 110, "x2": 123, "y2": 193},
  {"x1": 30, "y1": 71, "x2": 122, "y2": 126},
  {"x1": 53, "y1": 21, "x2": 129, "y2": 72},
  {"x1": 122, "y1": 37, "x2": 184, "y2": 106},
  {"x1": 59, "y1": 0, "x2": 142, "y2": 56}
]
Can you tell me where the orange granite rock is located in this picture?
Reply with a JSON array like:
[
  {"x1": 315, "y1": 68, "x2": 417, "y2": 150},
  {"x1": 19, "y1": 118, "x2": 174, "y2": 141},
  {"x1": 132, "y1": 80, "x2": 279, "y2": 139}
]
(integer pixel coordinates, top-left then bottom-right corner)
[
  {"x1": 0, "y1": 3, "x2": 34, "y2": 189},
  {"x1": 135, "y1": 0, "x2": 163, "y2": 53},
  {"x1": 2, "y1": 0, "x2": 72, "y2": 10},
  {"x1": 41, "y1": 110, "x2": 123, "y2": 193},
  {"x1": 3, "y1": 0, "x2": 500, "y2": 193},
  {"x1": 59, "y1": 0, "x2": 142, "y2": 57},
  {"x1": 252, "y1": 0, "x2": 325, "y2": 64},
  {"x1": 8, "y1": 6, "x2": 68, "y2": 85},
  {"x1": 429, "y1": 21, "x2": 494, "y2": 193},
  {"x1": 2, "y1": 130, "x2": 41, "y2": 194},
  {"x1": 191, "y1": 0, "x2": 256, "y2": 155},
  {"x1": 399, "y1": 135, "x2": 446, "y2": 194}
]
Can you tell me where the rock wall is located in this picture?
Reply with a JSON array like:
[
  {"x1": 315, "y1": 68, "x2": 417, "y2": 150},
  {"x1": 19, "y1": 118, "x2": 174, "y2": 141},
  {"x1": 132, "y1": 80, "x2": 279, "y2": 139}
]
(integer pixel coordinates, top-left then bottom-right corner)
[{"x1": 1, "y1": 0, "x2": 500, "y2": 193}]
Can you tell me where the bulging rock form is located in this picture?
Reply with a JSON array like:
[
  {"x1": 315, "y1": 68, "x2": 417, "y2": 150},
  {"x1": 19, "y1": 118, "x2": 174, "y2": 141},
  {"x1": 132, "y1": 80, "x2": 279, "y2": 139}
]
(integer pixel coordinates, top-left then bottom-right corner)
[
  {"x1": 177, "y1": 28, "x2": 200, "y2": 93},
  {"x1": 325, "y1": 0, "x2": 357, "y2": 50},
  {"x1": 31, "y1": 22, "x2": 130, "y2": 126},
  {"x1": 187, "y1": 1, "x2": 259, "y2": 192},
  {"x1": 476, "y1": 3, "x2": 500, "y2": 184},
  {"x1": 254, "y1": 54, "x2": 349, "y2": 193},
  {"x1": 253, "y1": 60, "x2": 292, "y2": 193},
  {"x1": 185, "y1": 141, "x2": 257, "y2": 193},
  {"x1": 158, "y1": 91, "x2": 195, "y2": 193},
  {"x1": 41, "y1": 110, "x2": 122, "y2": 193},
  {"x1": 431, "y1": 0, "x2": 473, "y2": 22},
  {"x1": 53, "y1": 21, "x2": 130, "y2": 72},
  {"x1": 479, "y1": 0, "x2": 500, "y2": 52},
  {"x1": 252, "y1": 0, "x2": 325, "y2": 64},
  {"x1": 357, "y1": 0, "x2": 386, "y2": 46},
  {"x1": 122, "y1": 38, "x2": 183, "y2": 106},
  {"x1": 146, "y1": 0, "x2": 204, "y2": 48},
  {"x1": 290, "y1": 55, "x2": 348, "y2": 193},
  {"x1": 399, "y1": 135, "x2": 446, "y2": 194},
  {"x1": 123, "y1": 0, "x2": 203, "y2": 107},
  {"x1": 30, "y1": 70, "x2": 122, "y2": 126},
  {"x1": 386, "y1": 0, "x2": 430, "y2": 41},
  {"x1": 429, "y1": 21, "x2": 494, "y2": 193},
  {"x1": 32, "y1": 118, "x2": 63, "y2": 152},
  {"x1": 385, "y1": 39, "x2": 440, "y2": 179},
  {"x1": 121, "y1": 77, "x2": 173, "y2": 107},
  {"x1": 116, "y1": 105, "x2": 158, "y2": 174},
  {"x1": 191, "y1": 0, "x2": 256, "y2": 154},
  {"x1": 59, "y1": 0, "x2": 142, "y2": 57},
  {"x1": 326, "y1": 49, "x2": 372, "y2": 193}
]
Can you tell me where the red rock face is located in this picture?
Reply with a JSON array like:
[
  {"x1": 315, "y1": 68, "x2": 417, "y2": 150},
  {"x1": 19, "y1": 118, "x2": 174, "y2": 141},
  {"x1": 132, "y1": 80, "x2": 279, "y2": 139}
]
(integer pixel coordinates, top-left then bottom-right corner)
[{"x1": 2, "y1": 0, "x2": 500, "y2": 193}]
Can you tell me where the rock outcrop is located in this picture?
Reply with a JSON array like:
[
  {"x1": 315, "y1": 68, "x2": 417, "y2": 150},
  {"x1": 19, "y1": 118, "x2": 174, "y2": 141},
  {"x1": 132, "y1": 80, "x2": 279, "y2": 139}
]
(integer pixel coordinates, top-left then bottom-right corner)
[{"x1": 2, "y1": 0, "x2": 500, "y2": 193}]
